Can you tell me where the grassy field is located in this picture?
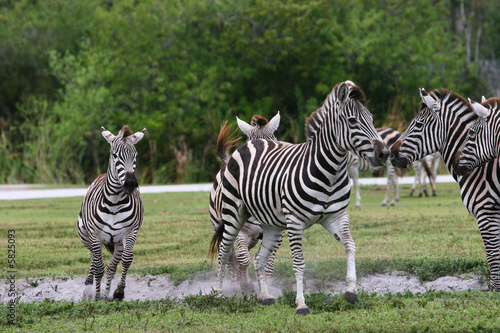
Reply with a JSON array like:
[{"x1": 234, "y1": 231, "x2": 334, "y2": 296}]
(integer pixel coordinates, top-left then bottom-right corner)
[{"x1": 1, "y1": 182, "x2": 498, "y2": 332}]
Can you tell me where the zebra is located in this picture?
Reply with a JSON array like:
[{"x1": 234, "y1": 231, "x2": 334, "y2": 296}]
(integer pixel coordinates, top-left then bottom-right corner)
[
  {"x1": 454, "y1": 97, "x2": 500, "y2": 176},
  {"x1": 209, "y1": 112, "x2": 281, "y2": 291},
  {"x1": 391, "y1": 88, "x2": 500, "y2": 291},
  {"x1": 209, "y1": 81, "x2": 390, "y2": 315},
  {"x1": 409, "y1": 152, "x2": 440, "y2": 197},
  {"x1": 347, "y1": 127, "x2": 401, "y2": 207},
  {"x1": 78, "y1": 125, "x2": 146, "y2": 301}
]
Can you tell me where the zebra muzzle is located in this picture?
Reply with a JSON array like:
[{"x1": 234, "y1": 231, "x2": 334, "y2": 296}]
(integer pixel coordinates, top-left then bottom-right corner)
[{"x1": 123, "y1": 172, "x2": 139, "y2": 194}]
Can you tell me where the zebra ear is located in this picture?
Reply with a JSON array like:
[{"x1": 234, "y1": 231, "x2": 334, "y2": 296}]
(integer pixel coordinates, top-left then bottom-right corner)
[
  {"x1": 267, "y1": 111, "x2": 280, "y2": 133},
  {"x1": 237, "y1": 116, "x2": 252, "y2": 136},
  {"x1": 481, "y1": 96, "x2": 487, "y2": 103},
  {"x1": 419, "y1": 88, "x2": 440, "y2": 111},
  {"x1": 101, "y1": 126, "x2": 116, "y2": 144},
  {"x1": 128, "y1": 128, "x2": 146, "y2": 145},
  {"x1": 337, "y1": 82, "x2": 350, "y2": 104},
  {"x1": 468, "y1": 98, "x2": 490, "y2": 118}
]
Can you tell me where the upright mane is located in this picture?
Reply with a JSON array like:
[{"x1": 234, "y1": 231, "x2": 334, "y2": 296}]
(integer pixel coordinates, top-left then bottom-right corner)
[
  {"x1": 120, "y1": 125, "x2": 132, "y2": 138},
  {"x1": 428, "y1": 89, "x2": 468, "y2": 109},
  {"x1": 305, "y1": 83, "x2": 366, "y2": 139},
  {"x1": 250, "y1": 115, "x2": 269, "y2": 127}
]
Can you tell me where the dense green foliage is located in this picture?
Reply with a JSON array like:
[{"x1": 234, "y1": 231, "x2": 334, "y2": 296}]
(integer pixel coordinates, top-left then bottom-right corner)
[{"x1": 0, "y1": 0, "x2": 497, "y2": 184}]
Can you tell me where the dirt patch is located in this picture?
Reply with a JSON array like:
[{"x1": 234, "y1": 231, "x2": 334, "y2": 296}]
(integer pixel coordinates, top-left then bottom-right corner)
[{"x1": 1, "y1": 272, "x2": 487, "y2": 303}]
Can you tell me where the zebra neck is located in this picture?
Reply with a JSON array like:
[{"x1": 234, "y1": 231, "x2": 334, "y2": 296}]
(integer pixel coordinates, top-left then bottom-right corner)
[
  {"x1": 307, "y1": 131, "x2": 348, "y2": 183},
  {"x1": 104, "y1": 167, "x2": 127, "y2": 201},
  {"x1": 440, "y1": 104, "x2": 477, "y2": 177}
]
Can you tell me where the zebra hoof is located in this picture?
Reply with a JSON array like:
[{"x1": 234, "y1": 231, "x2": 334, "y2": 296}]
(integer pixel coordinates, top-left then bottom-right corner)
[
  {"x1": 113, "y1": 288, "x2": 125, "y2": 301},
  {"x1": 296, "y1": 307, "x2": 309, "y2": 315},
  {"x1": 344, "y1": 291, "x2": 358, "y2": 304},
  {"x1": 390, "y1": 202, "x2": 396, "y2": 206},
  {"x1": 381, "y1": 203, "x2": 387, "y2": 207},
  {"x1": 261, "y1": 298, "x2": 276, "y2": 306}
]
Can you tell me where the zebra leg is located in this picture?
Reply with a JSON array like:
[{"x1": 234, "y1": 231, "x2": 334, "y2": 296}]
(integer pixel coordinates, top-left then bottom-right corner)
[
  {"x1": 321, "y1": 213, "x2": 358, "y2": 304},
  {"x1": 381, "y1": 165, "x2": 391, "y2": 206},
  {"x1": 89, "y1": 242, "x2": 105, "y2": 301},
  {"x1": 254, "y1": 225, "x2": 283, "y2": 306},
  {"x1": 103, "y1": 243, "x2": 124, "y2": 301},
  {"x1": 215, "y1": 206, "x2": 247, "y2": 293},
  {"x1": 477, "y1": 215, "x2": 500, "y2": 291},
  {"x1": 285, "y1": 225, "x2": 310, "y2": 315},
  {"x1": 392, "y1": 167, "x2": 400, "y2": 205},
  {"x1": 112, "y1": 235, "x2": 137, "y2": 301},
  {"x1": 234, "y1": 232, "x2": 253, "y2": 292},
  {"x1": 227, "y1": 249, "x2": 239, "y2": 285},
  {"x1": 349, "y1": 166, "x2": 361, "y2": 207},
  {"x1": 264, "y1": 230, "x2": 284, "y2": 284}
]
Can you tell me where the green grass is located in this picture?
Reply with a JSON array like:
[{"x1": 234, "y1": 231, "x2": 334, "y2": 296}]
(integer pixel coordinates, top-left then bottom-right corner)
[{"x1": 0, "y1": 182, "x2": 494, "y2": 331}]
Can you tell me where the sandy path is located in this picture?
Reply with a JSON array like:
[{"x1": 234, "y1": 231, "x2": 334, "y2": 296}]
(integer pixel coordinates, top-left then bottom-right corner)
[{"x1": 1, "y1": 272, "x2": 486, "y2": 303}]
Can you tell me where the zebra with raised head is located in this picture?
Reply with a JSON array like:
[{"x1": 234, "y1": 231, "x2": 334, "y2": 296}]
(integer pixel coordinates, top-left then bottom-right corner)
[
  {"x1": 455, "y1": 97, "x2": 500, "y2": 175},
  {"x1": 209, "y1": 112, "x2": 281, "y2": 291},
  {"x1": 347, "y1": 127, "x2": 401, "y2": 207},
  {"x1": 210, "y1": 81, "x2": 390, "y2": 315},
  {"x1": 78, "y1": 125, "x2": 146, "y2": 301},
  {"x1": 391, "y1": 88, "x2": 500, "y2": 291}
]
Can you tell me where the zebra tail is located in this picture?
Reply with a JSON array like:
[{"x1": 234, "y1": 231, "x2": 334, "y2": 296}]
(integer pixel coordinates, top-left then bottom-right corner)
[
  {"x1": 395, "y1": 167, "x2": 407, "y2": 177},
  {"x1": 208, "y1": 221, "x2": 225, "y2": 264},
  {"x1": 104, "y1": 243, "x2": 115, "y2": 255},
  {"x1": 217, "y1": 121, "x2": 241, "y2": 166}
]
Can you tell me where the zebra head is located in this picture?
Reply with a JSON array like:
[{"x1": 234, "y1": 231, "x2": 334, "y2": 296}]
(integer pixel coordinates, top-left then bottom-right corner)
[
  {"x1": 101, "y1": 125, "x2": 146, "y2": 194},
  {"x1": 327, "y1": 81, "x2": 389, "y2": 167},
  {"x1": 454, "y1": 97, "x2": 498, "y2": 176},
  {"x1": 391, "y1": 88, "x2": 446, "y2": 169},
  {"x1": 236, "y1": 111, "x2": 280, "y2": 141}
]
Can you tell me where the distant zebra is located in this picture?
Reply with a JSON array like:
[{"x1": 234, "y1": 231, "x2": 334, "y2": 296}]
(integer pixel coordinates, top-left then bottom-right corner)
[
  {"x1": 209, "y1": 112, "x2": 281, "y2": 291},
  {"x1": 78, "y1": 125, "x2": 146, "y2": 301},
  {"x1": 210, "y1": 81, "x2": 390, "y2": 315},
  {"x1": 409, "y1": 152, "x2": 440, "y2": 197},
  {"x1": 347, "y1": 127, "x2": 400, "y2": 207},
  {"x1": 455, "y1": 97, "x2": 500, "y2": 175},
  {"x1": 391, "y1": 88, "x2": 500, "y2": 291}
]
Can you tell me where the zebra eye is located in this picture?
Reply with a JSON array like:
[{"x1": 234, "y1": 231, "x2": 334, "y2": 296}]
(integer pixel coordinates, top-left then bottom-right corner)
[
  {"x1": 347, "y1": 117, "x2": 357, "y2": 125},
  {"x1": 414, "y1": 121, "x2": 424, "y2": 129},
  {"x1": 112, "y1": 153, "x2": 118, "y2": 159}
]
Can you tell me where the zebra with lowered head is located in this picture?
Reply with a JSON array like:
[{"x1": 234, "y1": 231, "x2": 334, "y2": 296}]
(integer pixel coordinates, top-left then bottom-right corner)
[
  {"x1": 210, "y1": 81, "x2": 390, "y2": 315},
  {"x1": 209, "y1": 112, "x2": 281, "y2": 291},
  {"x1": 78, "y1": 125, "x2": 146, "y2": 301},
  {"x1": 391, "y1": 88, "x2": 500, "y2": 291},
  {"x1": 455, "y1": 97, "x2": 500, "y2": 175},
  {"x1": 347, "y1": 127, "x2": 401, "y2": 207}
]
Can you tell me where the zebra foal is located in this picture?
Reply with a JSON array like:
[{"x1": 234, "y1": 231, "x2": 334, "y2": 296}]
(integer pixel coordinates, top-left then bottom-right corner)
[
  {"x1": 78, "y1": 125, "x2": 146, "y2": 301},
  {"x1": 209, "y1": 112, "x2": 281, "y2": 291},
  {"x1": 210, "y1": 81, "x2": 390, "y2": 315},
  {"x1": 455, "y1": 97, "x2": 500, "y2": 176},
  {"x1": 391, "y1": 88, "x2": 500, "y2": 291}
]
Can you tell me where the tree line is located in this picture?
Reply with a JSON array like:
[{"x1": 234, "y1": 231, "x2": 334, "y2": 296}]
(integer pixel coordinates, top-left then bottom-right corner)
[{"x1": 0, "y1": 0, "x2": 497, "y2": 184}]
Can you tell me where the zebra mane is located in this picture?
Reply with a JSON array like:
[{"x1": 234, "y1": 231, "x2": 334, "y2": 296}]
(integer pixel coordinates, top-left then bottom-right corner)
[
  {"x1": 484, "y1": 97, "x2": 500, "y2": 110},
  {"x1": 120, "y1": 125, "x2": 132, "y2": 138},
  {"x1": 250, "y1": 115, "x2": 268, "y2": 127},
  {"x1": 427, "y1": 89, "x2": 468, "y2": 110},
  {"x1": 305, "y1": 83, "x2": 366, "y2": 139}
]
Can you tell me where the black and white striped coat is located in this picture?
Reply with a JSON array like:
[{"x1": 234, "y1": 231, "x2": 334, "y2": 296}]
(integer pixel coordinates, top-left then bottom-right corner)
[
  {"x1": 210, "y1": 81, "x2": 390, "y2": 314},
  {"x1": 209, "y1": 113, "x2": 281, "y2": 291},
  {"x1": 455, "y1": 97, "x2": 500, "y2": 175},
  {"x1": 78, "y1": 125, "x2": 145, "y2": 301},
  {"x1": 392, "y1": 88, "x2": 500, "y2": 291}
]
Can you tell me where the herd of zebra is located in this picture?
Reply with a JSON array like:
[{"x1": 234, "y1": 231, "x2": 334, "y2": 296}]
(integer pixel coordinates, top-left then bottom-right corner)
[{"x1": 76, "y1": 80, "x2": 500, "y2": 316}]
